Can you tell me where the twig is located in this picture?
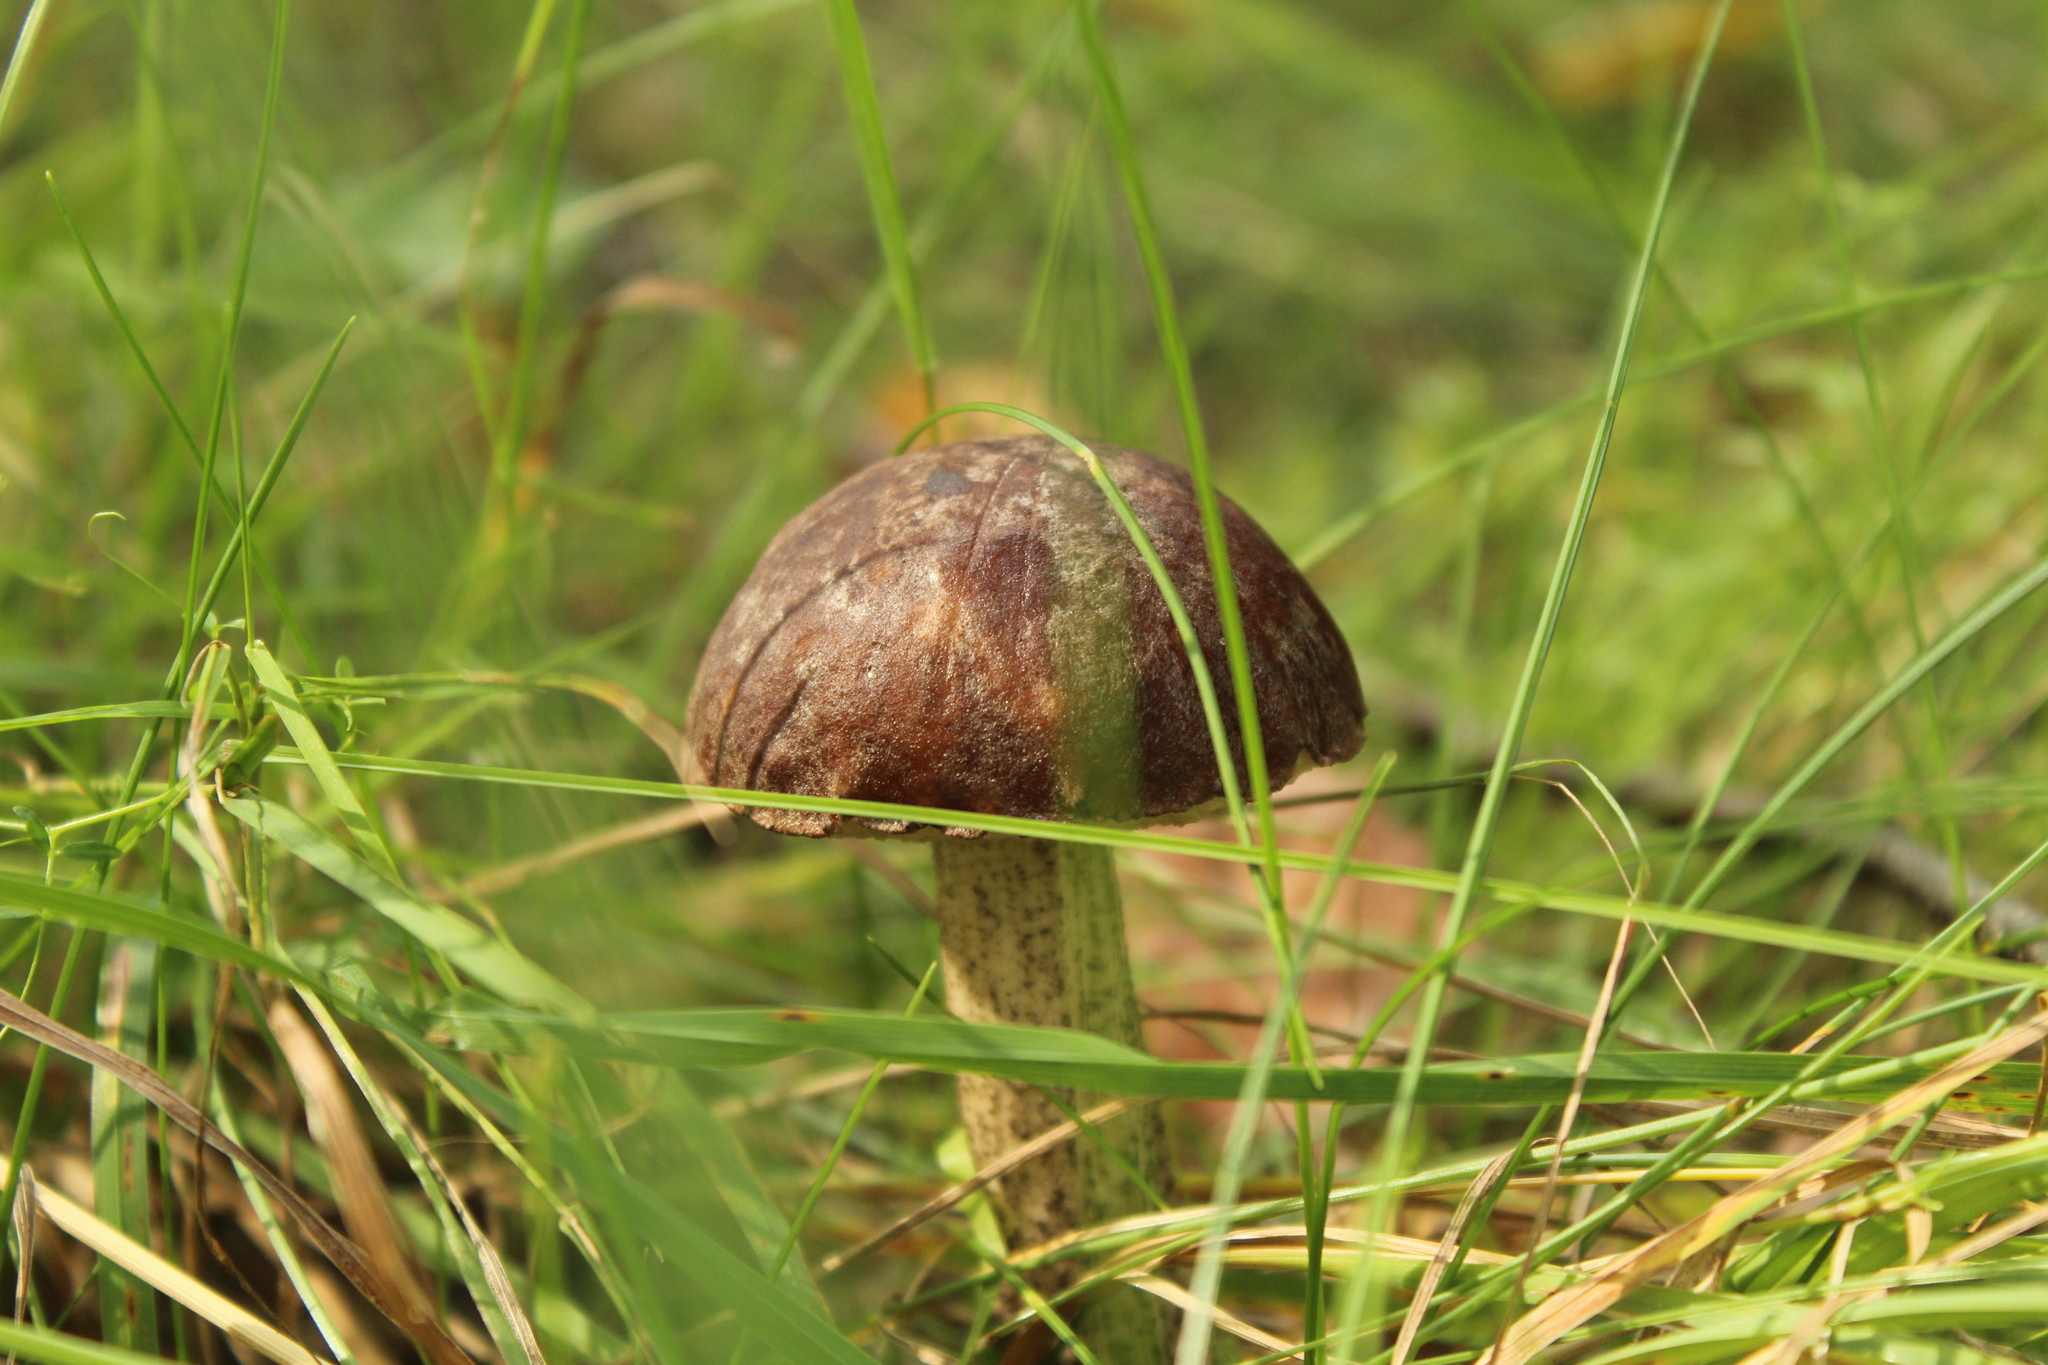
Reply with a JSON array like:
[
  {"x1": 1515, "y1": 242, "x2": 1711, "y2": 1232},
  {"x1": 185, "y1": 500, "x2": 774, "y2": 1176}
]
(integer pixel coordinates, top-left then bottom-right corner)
[{"x1": 818, "y1": 1098, "x2": 1141, "y2": 1275}]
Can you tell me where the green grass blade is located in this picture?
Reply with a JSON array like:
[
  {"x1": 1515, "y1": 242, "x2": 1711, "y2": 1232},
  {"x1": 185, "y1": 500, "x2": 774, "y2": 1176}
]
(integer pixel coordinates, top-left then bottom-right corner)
[
  {"x1": 1686, "y1": 549, "x2": 2048, "y2": 911},
  {"x1": 245, "y1": 641, "x2": 401, "y2": 878},
  {"x1": 258, "y1": 748, "x2": 2048, "y2": 984},
  {"x1": 0, "y1": 0, "x2": 51, "y2": 141},
  {"x1": 1073, "y1": 0, "x2": 1284, "y2": 906},
  {"x1": 0, "y1": 874, "x2": 319, "y2": 989},
  {"x1": 216, "y1": 795, "x2": 590, "y2": 1018},
  {"x1": 0, "y1": 703, "x2": 192, "y2": 734},
  {"x1": 1334, "y1": 6, "x2": 1734, "y2": 1357},
  {"x1": 0, "y1": 1319, "x2": 196, "y2": 1365},
  {"x1": 438, "y1": 1003, "x2": 2048, "y2": 1110},
  {"x1": 822, "y1": 0, "x2": 936, "y2": 412},
  {"x1": 491, "y1": 0, "x2": 593, "y2": 524},
  {"x1": 90, "y1": 939, "x2": 158, "y2": 1352}
]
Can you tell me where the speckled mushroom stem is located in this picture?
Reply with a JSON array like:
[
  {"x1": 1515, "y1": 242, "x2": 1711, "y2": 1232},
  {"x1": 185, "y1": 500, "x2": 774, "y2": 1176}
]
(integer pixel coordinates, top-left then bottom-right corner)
[{"x1": 933, "y1": 833, "x2": 1170, "y2": 1358}]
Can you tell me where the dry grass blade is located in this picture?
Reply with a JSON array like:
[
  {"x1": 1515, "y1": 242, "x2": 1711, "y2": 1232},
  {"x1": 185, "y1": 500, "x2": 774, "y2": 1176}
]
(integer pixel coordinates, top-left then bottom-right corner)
[
  {"x1": 1507, "y1": 914, "x2": 1637, "y2": 1322},
  {"x1": 296, "y1": 993, "x2": 550, "y2": 1365},
  {"x1": 713, "y1": 1062, "x2": 922, "y2": 1119},
  {"x1": 1935, "y1": 1199, "x2": 2048, "y2": 1265},
  {"x1": 1390, "y1": 1146, "x2": 1520, "y2": 1365},
  {"x1": 266, "y1": 1000, "x2": 437, "y2": 1326},
  {"x1": 1482, "y1": 1007, "x2": 2048, "y2": 1365},
  {"x1": 0, "y1": 987, "x2": 475, "y2": 1365},
  {"x1": 1609, "y1": 1100, "x2": 2021, "y2": 1151},
  {"x1": 8, "y1": 1165, "x2": 30, "y2": 1365},
  {"x1": 843, "y1": 842, "x2": 934, "y2": 915},
  {"x1": 5, "y1": 1156, "x2": 332, "y2": 1365},
  {"x1": 817, "y1": 1097, "x2": 1138, "y2": 1274},
  {"x1": 454, "y1": 802, "x2": 712, "y2": 898},
  {"x1": 1126, "y1": 1274, "x2": 1299, "y2": 1359}
]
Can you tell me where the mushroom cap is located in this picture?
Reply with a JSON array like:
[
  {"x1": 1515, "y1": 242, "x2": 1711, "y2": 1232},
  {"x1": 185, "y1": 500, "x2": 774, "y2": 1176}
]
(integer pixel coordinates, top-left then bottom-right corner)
[{"x1": 684, "y1": 434, "x2": 1365, "y2": 837}]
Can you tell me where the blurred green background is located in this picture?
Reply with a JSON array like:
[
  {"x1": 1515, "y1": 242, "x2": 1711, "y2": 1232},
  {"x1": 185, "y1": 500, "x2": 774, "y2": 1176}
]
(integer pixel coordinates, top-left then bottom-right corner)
[
  {"x1": 6, "y1": 0, "x2": 2048, "y2": 1351},
  {"x1": 8, "y1": 0, "x2": 2047, "y2": 998}
]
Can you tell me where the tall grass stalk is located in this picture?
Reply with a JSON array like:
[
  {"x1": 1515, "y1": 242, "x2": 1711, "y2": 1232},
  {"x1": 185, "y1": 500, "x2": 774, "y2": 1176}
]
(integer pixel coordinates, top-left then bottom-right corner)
[{"x1": 1331, "y1": 4, "x2": 1733, "y2": 1357}]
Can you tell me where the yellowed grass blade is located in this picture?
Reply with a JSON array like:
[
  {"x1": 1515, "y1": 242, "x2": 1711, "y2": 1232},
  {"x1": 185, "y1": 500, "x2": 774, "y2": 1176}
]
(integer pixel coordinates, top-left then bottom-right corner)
[
  {"x1": 9, "y1": 1157, "x2": 332, "y2": 1365},
  {"x1": 1127, "y1": 1273, "x2": 1300, "y2": 1360},
  {"x1": 0, "y1": 987, "x2": 473, "y2": 1365},
  {"x1": 1482, "y1": 1007, "x2": 2048, "y2": 1365},
  {"x1": 1391, "y1": 1146, "x2": 1521, "y2": 1365},
  {"x1": 819, "y1": 1097, "x2": 1138, "y2": 1275},
  {"x1": 267, "y1": 1000, "x2": 437, "y2": 1325}
]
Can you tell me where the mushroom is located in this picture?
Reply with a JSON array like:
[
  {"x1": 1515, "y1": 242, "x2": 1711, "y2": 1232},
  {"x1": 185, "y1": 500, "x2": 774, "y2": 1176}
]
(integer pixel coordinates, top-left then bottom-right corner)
[{"x1": 684, "y1": 433, "x2": 1364, "y2": 1351}]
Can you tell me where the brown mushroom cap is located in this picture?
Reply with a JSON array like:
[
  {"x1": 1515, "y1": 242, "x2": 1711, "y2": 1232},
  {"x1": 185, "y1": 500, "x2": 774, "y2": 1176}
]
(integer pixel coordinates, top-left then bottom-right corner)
[{"x1": 684, "y1": 434, "x2": 1365, "y2": 837}]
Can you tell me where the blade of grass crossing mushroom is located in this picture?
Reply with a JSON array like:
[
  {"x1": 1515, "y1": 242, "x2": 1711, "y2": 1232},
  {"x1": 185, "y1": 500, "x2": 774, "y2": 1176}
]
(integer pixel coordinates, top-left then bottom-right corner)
[
  {"x1": 1055, "y1": 122, "x2": 1341, "y2": 1365},
  {"x1": 252, "y1": 749, "x2": 2048, "y2": 987},
  {"x1": 823, "y1": 0, "x2": 936, "y2": 419},
  {"x1": 893, "y1": 402, "x2": 1325, "y2": 1080},
  {"x1": 1072, "y1": 3, "x2": 1295, "y2": 994},
  {"x1": 892, "y1": 406, "x2": 1255, "y2": 844},
  {"x1": 1330, "y1": 8, "x2": 1732, "y2": 1359},
  {"x1": 1072, "y1": 34, "x2": 1339, "y2": 1311}
]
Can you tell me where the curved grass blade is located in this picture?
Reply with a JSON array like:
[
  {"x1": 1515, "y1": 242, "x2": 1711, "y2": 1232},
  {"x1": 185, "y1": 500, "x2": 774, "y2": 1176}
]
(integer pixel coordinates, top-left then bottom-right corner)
[
  {"x1": 2, "y1": 1152, "x2": 331, "y2": 1365},
  {"x1": 0, "y1": 704, "x2": 190, "y2": 734},
  {"x1": 266, "y1": 750, "x2": 2048, "y2": 987},
  {"x1": 216, "y1": 796, "x2": 590, "y2": 1019},
  {"x1": 245, "y1": 642, "x2": 399, "y2": 877},
  {"x1": 1341, "y1": 9, "x2": 1737, "y2": 1350},
  {"x1": 0, "y1": 874, "x2": 319, "y2": 988}
]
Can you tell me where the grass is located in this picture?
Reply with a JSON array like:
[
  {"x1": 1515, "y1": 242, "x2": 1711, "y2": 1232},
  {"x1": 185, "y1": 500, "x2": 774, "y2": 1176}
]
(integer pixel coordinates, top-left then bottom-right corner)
[{"x1": 5, "y1": 0, "x2": 2048, "y2": 1363}]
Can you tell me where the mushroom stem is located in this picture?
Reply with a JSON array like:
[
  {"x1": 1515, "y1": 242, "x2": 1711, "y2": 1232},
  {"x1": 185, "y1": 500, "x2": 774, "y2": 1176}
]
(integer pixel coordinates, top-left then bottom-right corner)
[{"x1": 933, "y1": 834, "x2": 1170, "y2": 1356}]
